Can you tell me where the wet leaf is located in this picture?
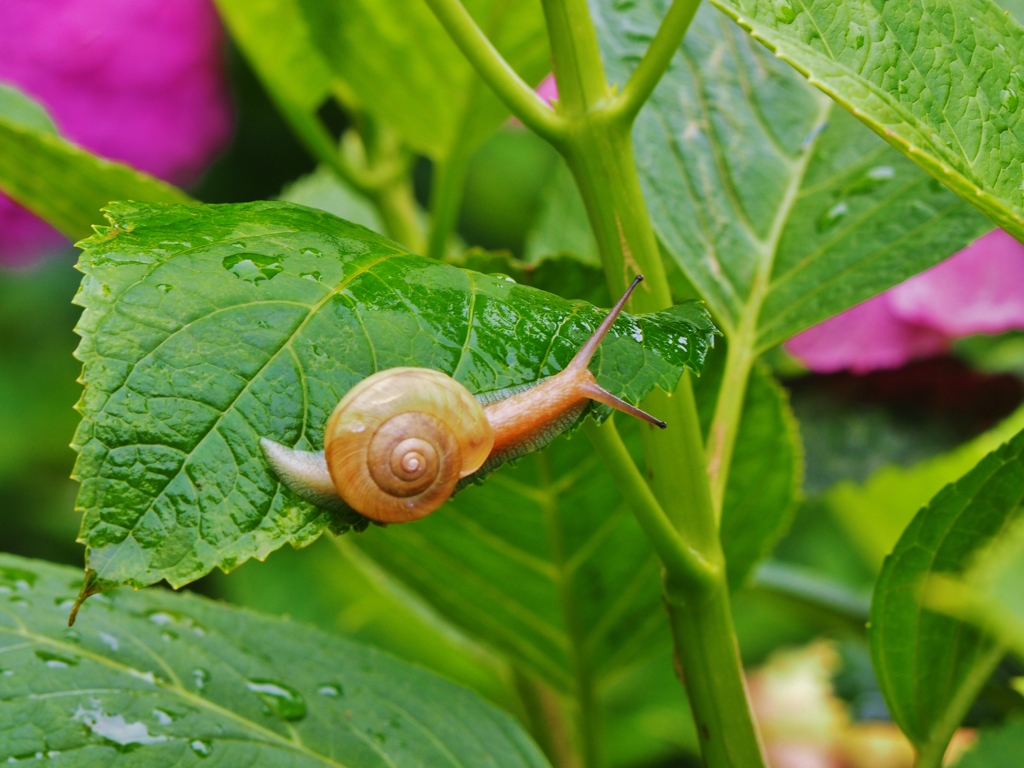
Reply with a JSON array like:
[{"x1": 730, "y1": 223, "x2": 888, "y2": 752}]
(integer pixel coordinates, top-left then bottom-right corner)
[
  {"x1": 0, "y1": 552, "x2": 549, "y2": 767},
  {"x1": 593, "y1": 1, "x2": 990, "y2": 348},
  {"x1": 710, "y1": 0, "x2": 1024, "y2": 246},
  {"x1": 72, "y1": 201, "x2": 716, "y2": 591}
]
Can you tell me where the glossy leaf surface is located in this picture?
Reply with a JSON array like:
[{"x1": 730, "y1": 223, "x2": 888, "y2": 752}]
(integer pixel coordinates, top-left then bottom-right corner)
[
  {"x1": 593, "y1": 1, "x2": 990, "y2": 347},
  {"x1": 72, "y1": 201, "x2": 715, "y2": 592},
  {"x1": 711, "y1": 0, "x2": 1024, "y2": 244},
  {"x1": 0, "y1": 553, "x2": 549, "y2": 766},
  {"x1": 296, "y1": 0, "x2": 550, "y2": 160},
  {"x1": 870, "y1": 429, "x2": 1024, "y2": 749},
  {"x1": 0, "y1": 86, "x2": 189, "y2": 242}
]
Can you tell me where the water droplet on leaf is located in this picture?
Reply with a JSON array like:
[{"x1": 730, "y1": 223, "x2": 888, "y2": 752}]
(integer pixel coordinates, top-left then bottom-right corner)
[
  {"x1": 775, "y1": 0, "x2": 796, "y2": 23},
  {"x1": 1002, "y1": 87, "x2": 1019, "y2": 112},
  {"x1": 300, "y1": 247, "x2": 323, "y2": 258},
  {"x1": 816, "y1": 202, "x2": 849, "y2": 232},
  {"x1": 840, "y1": 165, "x2": 895, "y2": 196},
  {"x1": 192, "y1": 668, "x2": 210, "y2": 691},
  {"x1": 222, "y1": 253, "x2": 284, "y2": 284},
  {"x1": 0, "y1": 567, "x2": 36, "y2": 592},
  {"x1": 317, "y1": 683, "x2": 343, "y2": 697},
  {"x1": 300, "y1": 271, "x2": 323, "y2": 283},
  {"x1": 246, "y1": 679, "x2": 307, "y2": 721},
  {"x1": 156, "y1": 284, "x2": 172, "y2": 294},
  {"x1": 74, "y1": 703, "x2": 167, "y2": 747},
  {"x1": 35, "y1": 650, "x2": 79, "y2": 669},
  {"x1": 190, "y1": 739, "x2": 213, "y2": 758}
]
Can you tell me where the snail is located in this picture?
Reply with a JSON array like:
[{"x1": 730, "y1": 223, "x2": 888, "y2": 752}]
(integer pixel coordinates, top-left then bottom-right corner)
[{"x1": 261, "y1": 275, "x2": 664, "y2": 523}]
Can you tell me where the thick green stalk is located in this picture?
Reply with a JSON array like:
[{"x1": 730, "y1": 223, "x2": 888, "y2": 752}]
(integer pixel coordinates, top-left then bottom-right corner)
[
  {"x1": 422, "y1": 0, "x2": 767, "y2": 763},
  {"x1": 542, "y1": 4, "x2": 766, "y2": 765},
  {"x1": 667, "y1": 580, "x2": 767, "y2": 766}
]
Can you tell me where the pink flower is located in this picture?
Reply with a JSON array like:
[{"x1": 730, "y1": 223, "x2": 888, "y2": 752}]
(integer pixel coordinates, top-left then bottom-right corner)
[
  {"x1": 535, "y1": 74, "x2": 558, "y2": 106},
  {"x1": 786, "y1": 230, "x2": 1024, "y2": 373},
  {"x1": 0, "y1": 0, "x2": 232, "y2": 267}
]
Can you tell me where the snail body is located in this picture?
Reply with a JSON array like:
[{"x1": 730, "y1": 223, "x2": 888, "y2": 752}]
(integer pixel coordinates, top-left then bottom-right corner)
[{"x1": 261, "y1": 276, "x2": 663, "y2": 523}]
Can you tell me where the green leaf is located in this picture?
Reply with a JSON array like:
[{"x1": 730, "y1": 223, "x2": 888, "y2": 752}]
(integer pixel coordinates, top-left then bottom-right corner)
[
  {"x1": 929, "y1": 515, "x2": 1024, "y2": 662},
  {"x1": 0, "y1": 85, "x2": 189, "y2": 241},
  {"x1": 593, "y1": 1, "x2": 991, "y2": 348},
  {"x1": 869, "y1": 429, "x2": 1024, "y2": 753},
  {"x1": 710, "y1": 0, "x2": 1024, "y2": 245},
  {"x1": 213, "y1": 0, "x2": 341, "y2": 170},
  {"x1": 696, "y1": 358, "x2": 803, "y2": 589},
  {"x1": 213, "y1": 0, "x2": 332, "y2": 114},
  {"x1": 956, "y1": 717, "x2": 1024, "y2": 768},
  {"x1": 279, "y1": 166, "x2": 386, "y2": 233},
  {"x1": 72, "y1": 201, "x2": 716, "y2": 592},
  {"x1": 523, "y1": 161, "x2": 601, "y2": 268},
  {"x1": 295, "y1": 0, "x2": 550, "y2": 161},
  {"x1": 0, "y1": 552, "x2": 549, "y2": 766}
]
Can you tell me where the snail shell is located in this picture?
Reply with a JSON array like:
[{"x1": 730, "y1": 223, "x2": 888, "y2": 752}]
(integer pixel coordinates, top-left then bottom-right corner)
[{"x1": 324, "y1": 367, "x2": 493, "y2": 523}]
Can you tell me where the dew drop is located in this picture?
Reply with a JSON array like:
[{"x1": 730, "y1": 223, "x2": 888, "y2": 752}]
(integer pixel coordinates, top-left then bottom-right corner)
[
  {"x1": 1002, "y1": 87, "x2": 1019, "y2": 112},
  {"x1": 246, "y1": 679, "x2": 307, "y2": 721},
  {"x1": 98, "y1": 632, "x2": 120, "y2": 652},
  {"x1": 35, "y1": 650, "x2": 79, "y2": 669},
  {"x1": 74, "y1": 702, "x2": 167, "y2": 747},
  {"x1": 317, "y1": 683, "x2": 343, "y2": 697},
  {"x1": 156, "y1": 284, "x2": 173, "y2": 294},
  {"x1": 775, "y1": 0, "x2": 796, "y2": 23},
  {"x1": 8, "y1": 597, "x2": 29, "y2": 608},
  {"x1": 62, "y1": 628, "x2": 82, "y2": 644},
  {"x1": 152, "y1": 709, "x2": 173, "y2": 726},
  {"x1": 300, "y1": 247, "x2": 323, "y2": 258},
  {"x1": 190, "y1": 739, "x2": 213, "y2": 758},
  {"x1": 841, "y1": 165, "x2": 895, "y2": 196},
  {"x1": 816, "y1": 202, "x2": 849, "y2": 232},
  {"x1": 0, "y1": 567, "x2": 37, "y2": 592},
  {"x1": 231, "y1": 242, "x2": 246, "y2": 248},
  {"x1": 192, "y1": 668, "x2": 210, "y2": 691},
  {"x1": 222, "y1": 253, "x2": 284, "y2": 284},
  {"x1": 300, "y1": 271, "x2": 323, "y2": 283}
]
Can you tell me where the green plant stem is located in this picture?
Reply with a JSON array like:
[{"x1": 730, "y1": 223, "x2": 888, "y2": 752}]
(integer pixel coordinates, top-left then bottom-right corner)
[
  {"x1": 585, "y1": 419, "x2": 715, "y2": 588},
  {"x1": 667, "y1": 578, "x2": 767, "y2": 766},
  {"x1": 611, "y1": 0, "x2": 702, "y2": 124},
  {"x1": 370, "y1": 177, "x2": 425, "y2": 255},
  {"x1": 427, "y1": 147, "x2": 473, "y2": 261},
  {"x1": 914, "y1": 642, "x2": 1005, "y2": 768},
  {"x1": 425, "y1": 0, "x2": 768, "y2": 763},
  {"x1": 421, "y1": 0, "x2": 567, "y2": 144}
]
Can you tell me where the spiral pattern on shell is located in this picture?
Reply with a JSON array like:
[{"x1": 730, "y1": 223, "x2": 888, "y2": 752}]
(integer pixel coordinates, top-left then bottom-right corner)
[{"x1": 324, "y1": 368, "x2": 494, "y2": 523}]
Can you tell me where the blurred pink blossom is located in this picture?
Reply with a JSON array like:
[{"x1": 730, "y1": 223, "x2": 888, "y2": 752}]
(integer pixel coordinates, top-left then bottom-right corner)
[
  {"x1": 535, "y1": 74, "x2": 558, "y2": 105},
  {"x1": 786, "y1": 229, "x2": 1024, "y2": 373},
  {"x1": 0, "y1": 0, "x2": 232, "y2": 267}
]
